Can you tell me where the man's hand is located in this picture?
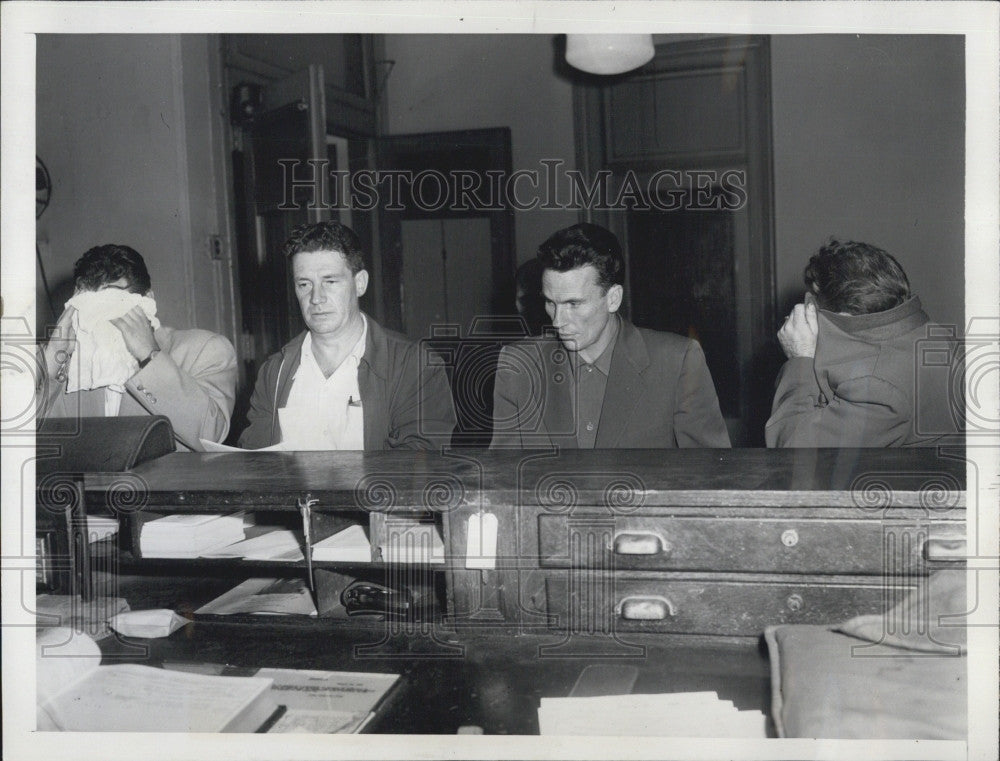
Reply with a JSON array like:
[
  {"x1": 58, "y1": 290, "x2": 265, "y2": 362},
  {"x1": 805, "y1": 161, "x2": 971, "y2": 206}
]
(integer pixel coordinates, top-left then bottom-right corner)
[
  {"x1": 110, "y1": 306, "x2": 159, "y2": 362},
  {"x1": 778, "y1": 301, "x2": 818, "y2": 358},
  {"x1": 41, "y1": 306, "x2": 77, "y2": 380}
]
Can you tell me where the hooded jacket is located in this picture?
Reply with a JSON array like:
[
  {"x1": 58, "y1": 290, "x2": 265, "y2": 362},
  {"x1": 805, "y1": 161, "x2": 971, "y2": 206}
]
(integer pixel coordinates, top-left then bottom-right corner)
[{"x1": 765, "y1": 297, "x2": 962, "y2": 447}]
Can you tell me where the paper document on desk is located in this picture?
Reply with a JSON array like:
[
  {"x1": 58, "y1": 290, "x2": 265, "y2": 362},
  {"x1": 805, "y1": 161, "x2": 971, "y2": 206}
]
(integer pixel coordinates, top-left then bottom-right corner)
[
  {"x1": 538, "y1": 691, "x2": 767, "y2": 737},
  {"x1": 200, "y1": 438, "x2": 288, "y2": 452},
  {"x1": 197, "y1": 577, "x2": 318, "y2": 616},
  {"x1": 37, "y1": 629, "x2": 278, "y2": 732},
  {"x1": 256, "y1": 668, "x2": 400, "y2": 733}
]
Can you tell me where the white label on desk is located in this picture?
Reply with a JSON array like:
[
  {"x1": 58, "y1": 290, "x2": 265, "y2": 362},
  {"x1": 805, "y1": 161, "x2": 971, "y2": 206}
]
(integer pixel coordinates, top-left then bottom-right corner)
[{"x1": 465, "y1": 512, "x2": 498, "y2": 569}]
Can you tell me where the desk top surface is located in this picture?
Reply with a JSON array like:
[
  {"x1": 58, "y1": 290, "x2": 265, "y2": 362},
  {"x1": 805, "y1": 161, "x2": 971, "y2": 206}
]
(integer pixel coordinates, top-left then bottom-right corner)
[
  {"x1": 99, "y1": 617, "x2": 772, "y2": 735},
  {"x1": 80, "y1": 447, "x2": 966, "y2": 509}
]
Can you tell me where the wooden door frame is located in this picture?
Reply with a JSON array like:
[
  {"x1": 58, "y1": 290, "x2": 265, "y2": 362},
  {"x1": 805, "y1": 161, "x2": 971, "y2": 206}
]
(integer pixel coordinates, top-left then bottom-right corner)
[{"x1": 375, "y1": 127, "x2": 515, "y2": 334}]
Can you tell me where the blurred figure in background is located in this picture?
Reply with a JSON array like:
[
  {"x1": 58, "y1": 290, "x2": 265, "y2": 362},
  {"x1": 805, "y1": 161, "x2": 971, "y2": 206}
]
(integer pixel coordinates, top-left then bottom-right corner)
[{"x1": 514, "y1": 257, "x2": 548, "y2": 336}]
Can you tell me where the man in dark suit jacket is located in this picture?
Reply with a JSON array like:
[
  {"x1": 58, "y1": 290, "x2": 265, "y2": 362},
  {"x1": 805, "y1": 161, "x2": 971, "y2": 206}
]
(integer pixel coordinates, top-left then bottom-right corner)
[{"x1": 491, "y1": 223, "x2": 730, "y2": 449}]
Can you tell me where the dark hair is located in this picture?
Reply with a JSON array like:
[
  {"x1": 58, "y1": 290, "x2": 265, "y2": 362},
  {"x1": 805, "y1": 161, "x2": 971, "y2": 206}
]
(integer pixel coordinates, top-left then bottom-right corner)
[
  {"x1": 804, "y1": 239, "x2": 911, "y2": 315},
  {"x1": 73, "y1": 244, "x2": 151, "y2": 294},
  {"x1": 536, "y1": 223, "x2": 625, "y2": 291},
  {"x1": 284, "y1": 221, "x2": 366, "y2": 274}
]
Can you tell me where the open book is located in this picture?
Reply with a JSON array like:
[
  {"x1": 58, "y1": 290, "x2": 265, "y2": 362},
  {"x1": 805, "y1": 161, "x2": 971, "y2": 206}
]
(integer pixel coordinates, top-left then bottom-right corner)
[{"x1": 36, "y1": 628, "x2": 278, "y2": 732}]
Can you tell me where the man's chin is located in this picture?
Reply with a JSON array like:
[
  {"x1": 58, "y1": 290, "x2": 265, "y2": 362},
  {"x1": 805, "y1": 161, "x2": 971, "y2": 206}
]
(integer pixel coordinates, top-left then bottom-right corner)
[{"x1": 306, "y1": 317, "x2": 338, "y2": 333}]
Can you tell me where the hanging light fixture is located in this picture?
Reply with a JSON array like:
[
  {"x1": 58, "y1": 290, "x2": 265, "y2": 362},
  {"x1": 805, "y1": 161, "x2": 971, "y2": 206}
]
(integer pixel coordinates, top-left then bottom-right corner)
[{"x1": 565, "y1": 34, "x2": 655, "y2": 75}]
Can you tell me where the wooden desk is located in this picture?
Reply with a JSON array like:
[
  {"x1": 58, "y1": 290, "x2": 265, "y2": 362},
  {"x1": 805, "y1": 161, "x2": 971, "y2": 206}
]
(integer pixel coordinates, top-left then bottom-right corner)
[
  {"x1": 73, "y1": 447, "x2": 964, "y2": 733},
  {"x1": 98, "y1": 615, "x2": 772, "y2": 734}
]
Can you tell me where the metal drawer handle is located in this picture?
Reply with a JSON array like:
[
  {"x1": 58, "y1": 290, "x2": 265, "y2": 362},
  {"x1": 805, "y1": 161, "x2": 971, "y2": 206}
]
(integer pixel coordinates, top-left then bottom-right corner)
[
  {"x1": 618, "y1": 596, "x2": 675, "y2": 620},
  {"x1": 612, "y1": 532, "x2": 667, "y2": 556},
  {"x1": 923, "y1": 536, "x2": 967, "y2": 561}
]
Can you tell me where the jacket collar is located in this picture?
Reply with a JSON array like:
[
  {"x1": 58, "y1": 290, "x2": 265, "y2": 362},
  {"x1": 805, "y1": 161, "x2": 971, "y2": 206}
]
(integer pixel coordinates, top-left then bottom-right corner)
[
  {"x1": 277, "y1": 312, "x2": 388, "y2": 389},
  {"x1": 820, "y1": 296, "x2": 928, "y2": 340},
  {"x1": 359, "y1": 314, "x2": 389, "y2": 380}
]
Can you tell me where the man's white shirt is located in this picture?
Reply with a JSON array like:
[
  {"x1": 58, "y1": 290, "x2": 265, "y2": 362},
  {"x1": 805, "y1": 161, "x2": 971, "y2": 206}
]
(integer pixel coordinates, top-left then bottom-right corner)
[
  {"x1": 279, "y1": 318, "x2": 367, "y2": 450},
  {"x1": 104, "y1": 388, "x2": 124, "y2": 417}
]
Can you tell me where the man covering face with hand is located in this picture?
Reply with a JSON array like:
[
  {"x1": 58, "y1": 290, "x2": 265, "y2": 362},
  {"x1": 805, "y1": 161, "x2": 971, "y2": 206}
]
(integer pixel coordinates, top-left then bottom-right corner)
[
  {"x1": 766, "y1": 239, "x2": 962, "y2": 447},
  {"x1": 38, "y1": 244, "x2": 237, "y2": 450}
]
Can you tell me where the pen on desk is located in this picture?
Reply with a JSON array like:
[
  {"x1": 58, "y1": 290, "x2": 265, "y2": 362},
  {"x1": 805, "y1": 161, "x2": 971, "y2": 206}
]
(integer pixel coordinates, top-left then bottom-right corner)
[{"x1": 298, "y1": 495, "x2": 318, "y2": 593}]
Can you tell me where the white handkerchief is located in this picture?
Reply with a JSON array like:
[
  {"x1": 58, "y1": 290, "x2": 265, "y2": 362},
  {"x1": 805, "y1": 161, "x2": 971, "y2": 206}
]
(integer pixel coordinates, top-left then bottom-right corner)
[{"x1": 64, "y1": 289, "x2": 160, "y2": 392}]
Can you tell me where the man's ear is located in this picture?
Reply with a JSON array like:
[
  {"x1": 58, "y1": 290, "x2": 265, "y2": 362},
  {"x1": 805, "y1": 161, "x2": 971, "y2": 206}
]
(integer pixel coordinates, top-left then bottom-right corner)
[
  {"x1": 804, "y1": 291, "x2": 817, "y2": 308},
  {"x1": 144, "y1": 290, "x2": 155, "y2": 301},
  {"x1": 354, "y1": 270, "x2": 369, "y2": 298},
  {"x1": 605, "y1": 283, "x2": 624, "y2": 313}
]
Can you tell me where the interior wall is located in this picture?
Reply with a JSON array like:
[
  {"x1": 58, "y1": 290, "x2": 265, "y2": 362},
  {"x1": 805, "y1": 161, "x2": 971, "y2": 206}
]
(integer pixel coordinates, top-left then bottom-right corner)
[
  {"x1": 770, "y1": 35, "x2": 965, "y2": 332},
  {"x1": 35, "y1": 33, "x2": 966, "y2": 343},
  {"x1": 383, "y1": 34, "x2": 579, "y2": 266},
  {"x1": 35, "y1": 34, "x2": 233, "y2": 338}
]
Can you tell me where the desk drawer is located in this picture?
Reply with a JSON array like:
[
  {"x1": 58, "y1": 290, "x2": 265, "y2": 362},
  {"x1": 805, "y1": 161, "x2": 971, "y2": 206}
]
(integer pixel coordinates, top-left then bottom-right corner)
[
  {"x1": 537, "y1": 514, "x2": 963, "y2": 574},
  {"x1": 544, "y1": 573, "x2": 902, "y2": 637}
]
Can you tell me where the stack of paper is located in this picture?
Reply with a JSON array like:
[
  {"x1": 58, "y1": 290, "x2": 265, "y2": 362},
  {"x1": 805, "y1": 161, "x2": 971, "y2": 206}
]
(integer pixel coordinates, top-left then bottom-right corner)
[
  {"x1": 312, "y1": 524, "x2": 372, "y2": 562},
  {"x1": 379, "y1": 518, "x2": 445, "y2": 564},
  {"x1": 196, "y1": 577, "x2": 318, "y2": 617},
  {"x1": 139, "y1": 513, "x2": 246, "y2": 558},
  {"x1": 537, "y1": 691, "x2": 767, "y2": 737},
  {"x1": 85, "y1": 516, "x2": 119, "y2": 543},
  {"x1": 203, "y1": 529, "x2": 305, "y2": 561}
]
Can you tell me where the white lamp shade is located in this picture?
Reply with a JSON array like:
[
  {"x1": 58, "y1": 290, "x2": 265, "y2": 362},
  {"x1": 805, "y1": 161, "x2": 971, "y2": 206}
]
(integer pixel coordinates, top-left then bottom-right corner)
[{"x1": 565, "y1": 34, "x2": 655, "y2": 75}]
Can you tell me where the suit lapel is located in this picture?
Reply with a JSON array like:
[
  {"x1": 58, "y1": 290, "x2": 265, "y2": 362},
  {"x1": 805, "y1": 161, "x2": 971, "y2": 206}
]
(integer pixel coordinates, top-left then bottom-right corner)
[
  {"x1": 539, "y1": 339, "x2": 576, "y2": 448},
  {"x1": 358, "y1": 317, "x2": 387, "y2": 450},
  {"x1": 595, "y1": 318, "x2": 648, "y2": 448}
]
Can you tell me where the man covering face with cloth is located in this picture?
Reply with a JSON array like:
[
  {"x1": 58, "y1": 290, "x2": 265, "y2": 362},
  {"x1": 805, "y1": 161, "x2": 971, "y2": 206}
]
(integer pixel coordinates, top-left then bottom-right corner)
[{"x1": 38, "y1": 244, "x2": 237, "y2": 450}]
